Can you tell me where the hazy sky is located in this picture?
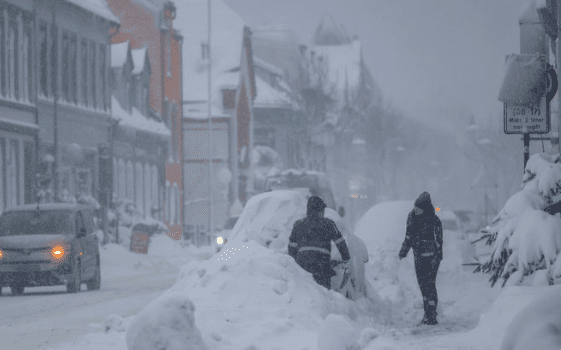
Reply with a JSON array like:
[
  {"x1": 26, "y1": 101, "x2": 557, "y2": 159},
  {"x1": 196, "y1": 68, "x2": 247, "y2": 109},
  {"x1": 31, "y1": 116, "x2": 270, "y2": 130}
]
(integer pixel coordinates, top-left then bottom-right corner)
[{"x1": 222, "y1": 0, "x2": 535, "y2": 133}]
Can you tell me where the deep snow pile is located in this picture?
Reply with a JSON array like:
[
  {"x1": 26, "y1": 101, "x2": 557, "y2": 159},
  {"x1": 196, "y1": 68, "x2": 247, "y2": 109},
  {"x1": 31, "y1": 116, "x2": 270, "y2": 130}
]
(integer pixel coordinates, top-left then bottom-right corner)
[
  {"x1": 125, "y1": 190, "x2": 383, "y2": 350},
  {"x1": 476, "y1": 152, "x2": 561, "y2": 287},
  {"x1": 500, "y1": 285, "x2": 561, "y2": 350}
]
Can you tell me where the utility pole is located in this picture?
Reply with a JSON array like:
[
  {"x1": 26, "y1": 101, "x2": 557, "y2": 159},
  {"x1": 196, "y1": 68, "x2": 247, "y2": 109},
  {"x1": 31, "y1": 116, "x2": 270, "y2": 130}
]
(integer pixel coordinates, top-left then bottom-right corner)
[
  {"x1": 207, "y1": 0, "x2": 214, "y2": 246},
  {"x1": 52, "y1": 9, "x2": 59, "y2": 202}
]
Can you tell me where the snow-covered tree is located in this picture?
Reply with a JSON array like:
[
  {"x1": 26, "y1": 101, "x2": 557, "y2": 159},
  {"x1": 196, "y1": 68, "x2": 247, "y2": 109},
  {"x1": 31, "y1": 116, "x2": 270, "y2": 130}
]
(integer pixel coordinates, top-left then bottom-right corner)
[{"x1": 475, "y1": 153, "x2": 561, "y2": 287}]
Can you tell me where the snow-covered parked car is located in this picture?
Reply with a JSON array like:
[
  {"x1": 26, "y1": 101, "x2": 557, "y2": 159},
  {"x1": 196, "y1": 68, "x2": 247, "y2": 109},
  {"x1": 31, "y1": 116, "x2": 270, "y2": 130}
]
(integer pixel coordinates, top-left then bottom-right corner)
[
  {"x1": 224, "y1": 189, "x2": 370, "y2": 300},
  {"x1": 0, "y1": 203, "x2": 101, "y2": 294},
  {"x1": 437, "y1": 210, "x2": 478, "y2": 265}
]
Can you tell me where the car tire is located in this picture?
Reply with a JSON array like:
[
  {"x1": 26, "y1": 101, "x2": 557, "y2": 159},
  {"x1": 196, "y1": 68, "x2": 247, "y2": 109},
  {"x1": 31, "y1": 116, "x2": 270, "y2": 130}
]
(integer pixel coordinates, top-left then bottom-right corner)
[
  {"x1": 67, "y1": 259, "x2": 81, "y2": 293},
  {"x1": 86, "y1": 255, "x2": 100, "y2": 291},
  {"x1": 11, "y1": 285, "x2": 24, "y2": 295}
]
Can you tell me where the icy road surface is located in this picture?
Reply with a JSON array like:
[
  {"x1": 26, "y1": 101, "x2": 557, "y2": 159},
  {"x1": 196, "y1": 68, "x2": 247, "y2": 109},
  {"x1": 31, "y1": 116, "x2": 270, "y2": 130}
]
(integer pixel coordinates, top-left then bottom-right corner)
[{"x1": 0, "y1": 236, "x2": 213, "y2": 349}]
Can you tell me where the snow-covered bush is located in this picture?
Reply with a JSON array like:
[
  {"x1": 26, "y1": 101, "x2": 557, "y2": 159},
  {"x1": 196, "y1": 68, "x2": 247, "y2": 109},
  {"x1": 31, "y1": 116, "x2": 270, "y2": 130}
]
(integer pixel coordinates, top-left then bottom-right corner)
[{"x1": 475, "y1": 153, "x2": 561, "y2": 286}]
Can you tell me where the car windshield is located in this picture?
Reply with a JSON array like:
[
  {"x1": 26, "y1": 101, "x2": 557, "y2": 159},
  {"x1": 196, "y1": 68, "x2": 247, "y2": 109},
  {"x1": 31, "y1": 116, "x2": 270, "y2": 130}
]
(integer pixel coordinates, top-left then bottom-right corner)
[
  {"x1": 0, "y1": 210, "x2": 73, "y2": 236},
  {"x1": 223, "y1": 217, "x2": 239, "y2": 230},
  {"x1": 442, "y1": 219, "x2": 459, "y2": 231}
]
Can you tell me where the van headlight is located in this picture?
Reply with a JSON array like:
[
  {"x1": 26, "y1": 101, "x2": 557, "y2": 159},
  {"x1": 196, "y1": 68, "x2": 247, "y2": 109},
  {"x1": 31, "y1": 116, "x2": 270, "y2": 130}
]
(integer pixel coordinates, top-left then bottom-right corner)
[{"x1": 216, "y1": 237, "x2": 224, "y2": 245}]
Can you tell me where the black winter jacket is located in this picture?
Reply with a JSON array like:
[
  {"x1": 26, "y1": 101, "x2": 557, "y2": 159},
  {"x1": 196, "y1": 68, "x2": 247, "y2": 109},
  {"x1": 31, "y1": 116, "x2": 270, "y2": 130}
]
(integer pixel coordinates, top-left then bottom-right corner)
[
  {"x1": 288, "y1": 216, "x2": 351, "y2": 261},
  {"x1": 399, "y1": 210, "x2": 443, "y2": 261}
]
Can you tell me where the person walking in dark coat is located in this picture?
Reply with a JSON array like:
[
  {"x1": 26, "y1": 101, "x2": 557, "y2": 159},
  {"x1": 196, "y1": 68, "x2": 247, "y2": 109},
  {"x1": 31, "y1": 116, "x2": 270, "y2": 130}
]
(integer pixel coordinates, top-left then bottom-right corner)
[
  {"x1": 399, "y1": 191, "x2": 443, "y2": 325},
  {"x1": 289, "y1": 196, "x2": 351, "y2": 290}
]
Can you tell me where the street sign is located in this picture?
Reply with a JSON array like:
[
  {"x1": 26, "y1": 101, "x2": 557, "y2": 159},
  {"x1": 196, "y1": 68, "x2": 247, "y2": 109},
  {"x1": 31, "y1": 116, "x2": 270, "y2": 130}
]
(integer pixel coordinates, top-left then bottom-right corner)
[{"x1": 504, "y1": 96, "x2": 549, "y2": 134}]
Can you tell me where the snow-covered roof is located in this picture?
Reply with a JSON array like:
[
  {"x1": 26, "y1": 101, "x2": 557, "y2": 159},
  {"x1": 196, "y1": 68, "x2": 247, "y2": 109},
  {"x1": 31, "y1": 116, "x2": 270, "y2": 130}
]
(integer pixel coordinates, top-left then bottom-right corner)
[
  {"x1": 111, "y1": 96, "x2": 170, "y2": 136},
  {"x1": 175, "y1": 0, "x2": 245, "y2": 117},
  {"x1": 66, "y1": 0, "x2": 120, "y2": 24},
  {"x1": 131, "y1": 48, "x2": 148, "y2": 74},
  {"x1": 313, "y1": 13, "x2": 352, "y2": 46},
  {"x1": 253, "y1": 56, "x2": 284, "y2": 77},
  {"x1": 111, "y1": 41, "x2": 131, "y2": 68},
  {"x1": 312, "y1": 39, "x2": 362, "y2": 99},
  {"x1": 254, "y1": 75, "x2": 292, "y2": 109}
]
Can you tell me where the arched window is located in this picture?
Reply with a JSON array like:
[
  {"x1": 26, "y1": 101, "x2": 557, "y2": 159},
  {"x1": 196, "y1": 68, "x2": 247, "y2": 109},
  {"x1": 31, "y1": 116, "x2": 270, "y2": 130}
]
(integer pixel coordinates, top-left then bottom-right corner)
[
  {"x1": 144, "y1": 163, "x2": 151, "y2": 218},
  {"x1": 135, "y1": 162, "x2": 144, "y2": 216},
  {"x1": 126, "y1": 160, "x2": 133, "y2": 200}
]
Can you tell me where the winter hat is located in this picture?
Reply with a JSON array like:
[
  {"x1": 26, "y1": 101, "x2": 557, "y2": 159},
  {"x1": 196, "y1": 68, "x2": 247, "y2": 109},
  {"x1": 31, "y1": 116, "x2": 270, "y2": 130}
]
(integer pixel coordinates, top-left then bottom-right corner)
[
  {"x1": 307, "y1": 196, "x2": 326, "y2": 216},
  {"x1": 414, "y1": 191, "x2": 433, "y2": 210}
]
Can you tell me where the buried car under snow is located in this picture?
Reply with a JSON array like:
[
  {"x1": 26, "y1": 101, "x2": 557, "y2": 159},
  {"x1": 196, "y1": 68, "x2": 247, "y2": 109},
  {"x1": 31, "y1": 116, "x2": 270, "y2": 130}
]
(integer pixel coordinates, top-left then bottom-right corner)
[
  {"x1": 221, "y1": 190, "x2": 369, "y2": 300},
  {"x1": 0, "y1": 203, "x2": 100, "y2": 295}
]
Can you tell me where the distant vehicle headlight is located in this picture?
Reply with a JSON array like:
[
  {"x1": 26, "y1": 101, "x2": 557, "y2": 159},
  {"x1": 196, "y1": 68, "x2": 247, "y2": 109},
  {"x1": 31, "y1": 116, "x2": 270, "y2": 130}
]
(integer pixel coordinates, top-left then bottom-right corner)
[
  {"x1": 51, "y1": 245, "x2": 65, "y2": 259},
  {"x1": 0, "y1": 249, "x2": 3, "y2": 259}
]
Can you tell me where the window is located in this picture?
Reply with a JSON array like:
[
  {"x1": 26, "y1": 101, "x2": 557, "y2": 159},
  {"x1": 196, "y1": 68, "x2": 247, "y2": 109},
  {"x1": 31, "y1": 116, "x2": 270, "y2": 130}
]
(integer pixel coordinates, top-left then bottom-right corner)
[
  {"x1": 39, "y1": 22, "x2": 48, "y2": 97},
  {"x1": 126, "y1": 160, "x2": 133, "y2": 200},
  {"x1": 141, "y1": 84, "x2": 148, "y2": 115},
  {"x1": 7, "y1": 139, "x2": 19, "y2": 209},
  {"x1": 23, "y1": 19, "x2": 31, "y2": 102},
  {"x1": 118, "y1": 158, "x2": 126, "y2": 200},
  {"x1": 144, "y1": 163, "x2": 151, "y2": 218},
  {"x1": 80, "y1": 39, "x2": 87, "y2": 106},
  {"x1": 125, "y1": 82, "x2": 130, "y2": 112},
  {"x1": 69, "y1": 34, "x2": 77, "y2": 104},
  {"x1": 100, "y1": 44, "x2": 106, "y2": 111},
  {"x1": 166, "y1": 34, "x2": 171, "y2": 77},
  {"x1": 135, "y1": 162, "x2": 143, "y2": 216},
  {"x1": 173, "y1": 183, "x2": 181, "y2": 225},
  {"x1": 152, "y1": 165, "x2": 159, "y2": 218},
  {"x1": 61, "y1": 31, "x2": 69, "y2": 101},
  {"x1": 7, "y1": 17, "x2": 16, "y2": 100},
  {"x1": 90, "y1": 41, "x2": 96, "y2": 108},
  {"x1": 165, "y1": 181, "x2": 170, "y2": 223},
  {"x1": 171, "y1": 103, "x2": 177, "y2": 161},
  {"x1": 113, "y1": 158, "x2": 118, "y2": 200}
]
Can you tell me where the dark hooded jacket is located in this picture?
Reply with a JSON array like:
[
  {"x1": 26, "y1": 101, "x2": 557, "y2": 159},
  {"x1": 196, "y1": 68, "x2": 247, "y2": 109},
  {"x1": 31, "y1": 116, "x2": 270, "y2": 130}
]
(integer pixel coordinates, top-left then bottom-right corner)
[
  {"x1": 288, "y1": 196, "x2": 350, "y2": 261},
  {"x1": 399, "y1": 192, "x2": 443, "y2": 260}
]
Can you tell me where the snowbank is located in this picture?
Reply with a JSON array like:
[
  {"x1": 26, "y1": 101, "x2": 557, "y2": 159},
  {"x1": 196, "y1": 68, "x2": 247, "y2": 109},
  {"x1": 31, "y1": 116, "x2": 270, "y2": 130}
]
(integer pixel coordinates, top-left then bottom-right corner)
[
  {"x1": 501, "y1": 285, "x2": 561, "y2": 350},
  {"x1": 125, "y1": 190, "x2": 382, "y2": 350},
  {"x1": 126, "y1": 293, "x2": 208, "y2": 350}
]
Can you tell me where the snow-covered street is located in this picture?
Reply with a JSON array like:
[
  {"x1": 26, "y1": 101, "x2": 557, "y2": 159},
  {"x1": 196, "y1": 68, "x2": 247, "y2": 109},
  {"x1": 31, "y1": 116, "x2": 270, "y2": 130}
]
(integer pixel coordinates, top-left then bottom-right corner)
[
  {"x1": 6, "y1": 193, "x2": 551, "y2": 350},
  {"x1": 0, "y1": 236, "x2": 213, "y2": 350}
]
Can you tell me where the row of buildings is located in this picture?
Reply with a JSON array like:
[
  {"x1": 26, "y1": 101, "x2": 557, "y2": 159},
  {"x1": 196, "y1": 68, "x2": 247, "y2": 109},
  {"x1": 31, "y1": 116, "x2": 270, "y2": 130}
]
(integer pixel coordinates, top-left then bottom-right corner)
[{"x1": 0, "y1": 0, "x2": 379, "y2": 245}]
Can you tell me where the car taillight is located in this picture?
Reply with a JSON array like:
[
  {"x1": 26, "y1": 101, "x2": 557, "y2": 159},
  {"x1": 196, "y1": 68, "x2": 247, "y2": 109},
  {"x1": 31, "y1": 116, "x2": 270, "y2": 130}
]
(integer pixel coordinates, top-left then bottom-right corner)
[{"x1": 51, "y1": 245, "x2": 65, "y2": 259}]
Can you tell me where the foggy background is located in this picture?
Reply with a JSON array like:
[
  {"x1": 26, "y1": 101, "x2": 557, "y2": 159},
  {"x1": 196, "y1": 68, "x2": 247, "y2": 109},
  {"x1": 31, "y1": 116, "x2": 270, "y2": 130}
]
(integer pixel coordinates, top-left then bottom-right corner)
[{"x1": 222, "y1": 0, "x2": 543, "y2": 219}]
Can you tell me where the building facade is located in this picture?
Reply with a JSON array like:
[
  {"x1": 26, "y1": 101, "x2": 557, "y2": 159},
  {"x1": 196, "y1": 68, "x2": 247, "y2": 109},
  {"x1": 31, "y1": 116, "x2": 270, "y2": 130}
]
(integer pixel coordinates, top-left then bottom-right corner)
[
  {"x1": 34, "y1": 0, "x2": 118, "y2": 210},
  {"x1": 110, "y1": 40, "x2": 169, "y2": 224},
  {"x1": 107, "y1": 0, "x2": 184, "y2": 239},
  {"x1": 0, "y1": 0, "x2": 39, "y2": 212}
]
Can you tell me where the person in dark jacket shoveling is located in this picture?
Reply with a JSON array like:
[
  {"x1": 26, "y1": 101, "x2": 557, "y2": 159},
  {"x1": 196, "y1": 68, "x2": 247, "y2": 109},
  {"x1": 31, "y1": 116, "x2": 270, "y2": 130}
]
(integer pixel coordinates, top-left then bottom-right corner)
[
  {"x1": 399, "y1": 191, "x2": 443, "y2": 326},
  {"x1": 289, "y1": 196, "x2": 351, "y2": 290}
]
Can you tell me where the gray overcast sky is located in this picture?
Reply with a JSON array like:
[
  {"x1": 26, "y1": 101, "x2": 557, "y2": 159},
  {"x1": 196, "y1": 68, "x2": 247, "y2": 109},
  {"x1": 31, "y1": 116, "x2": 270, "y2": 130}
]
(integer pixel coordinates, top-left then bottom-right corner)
[{"x1": 222, "y1": 0, "x2": 534, "y2": 132}]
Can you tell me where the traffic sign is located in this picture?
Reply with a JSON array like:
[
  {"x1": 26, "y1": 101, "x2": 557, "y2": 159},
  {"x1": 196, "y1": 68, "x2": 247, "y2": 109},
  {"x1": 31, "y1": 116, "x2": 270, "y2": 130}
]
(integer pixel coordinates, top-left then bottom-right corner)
[{"x1": 504, "y1": 96, "x2": 549, "y2": 134}]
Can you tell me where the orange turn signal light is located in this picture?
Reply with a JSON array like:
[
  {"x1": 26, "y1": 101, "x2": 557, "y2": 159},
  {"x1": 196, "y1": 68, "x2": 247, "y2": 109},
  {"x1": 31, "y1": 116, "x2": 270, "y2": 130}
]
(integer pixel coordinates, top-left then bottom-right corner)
[{"x1": 51, "y1": 245, "x2": 65, "y2": 259}]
